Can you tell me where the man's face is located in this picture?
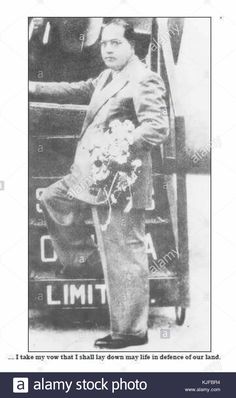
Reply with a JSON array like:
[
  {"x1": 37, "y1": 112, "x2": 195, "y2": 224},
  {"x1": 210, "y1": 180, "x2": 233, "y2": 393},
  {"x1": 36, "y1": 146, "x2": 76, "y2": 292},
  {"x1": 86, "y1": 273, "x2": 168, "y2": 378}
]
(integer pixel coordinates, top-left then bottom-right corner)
[{"x1": 101, "y1": 24, "x2": 134, "y2": 71}]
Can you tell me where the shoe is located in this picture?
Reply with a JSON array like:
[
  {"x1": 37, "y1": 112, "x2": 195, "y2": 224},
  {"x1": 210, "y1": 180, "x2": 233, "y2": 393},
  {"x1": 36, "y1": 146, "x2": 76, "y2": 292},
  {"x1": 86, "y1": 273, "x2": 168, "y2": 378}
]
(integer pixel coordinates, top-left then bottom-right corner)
[
  {"x1": 94, "y1": 333, "x2": 148, "y2": 349},
  {"x1": 94, "y1": 334, "x2": 113, "y2": 348}
]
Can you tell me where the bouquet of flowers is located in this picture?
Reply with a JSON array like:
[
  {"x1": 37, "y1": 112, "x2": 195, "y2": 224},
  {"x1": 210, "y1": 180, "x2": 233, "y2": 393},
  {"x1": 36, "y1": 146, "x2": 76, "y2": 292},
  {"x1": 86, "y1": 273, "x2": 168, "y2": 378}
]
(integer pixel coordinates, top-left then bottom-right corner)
[{"x1": 87, "y1": 119, "x2": 142, "y2": 225}]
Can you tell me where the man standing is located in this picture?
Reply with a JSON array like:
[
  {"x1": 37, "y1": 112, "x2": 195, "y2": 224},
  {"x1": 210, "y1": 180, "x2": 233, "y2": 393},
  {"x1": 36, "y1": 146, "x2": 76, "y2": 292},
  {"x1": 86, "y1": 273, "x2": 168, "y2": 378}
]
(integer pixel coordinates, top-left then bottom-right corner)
[{"x1": 29, "y1": 18, "x2": 169, "y2": 349}]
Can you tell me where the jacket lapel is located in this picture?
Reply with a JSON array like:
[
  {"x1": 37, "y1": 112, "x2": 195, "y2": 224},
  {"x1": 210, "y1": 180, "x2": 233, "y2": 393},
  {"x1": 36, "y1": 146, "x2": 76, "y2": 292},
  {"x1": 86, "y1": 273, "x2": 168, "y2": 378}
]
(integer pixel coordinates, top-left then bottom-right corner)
[
  {"x1": 81, "y1": 56, "x2": 143, "y2": 135},
  {"x1": 81, "y1": 68, "x2": 129, "y2": 135}
]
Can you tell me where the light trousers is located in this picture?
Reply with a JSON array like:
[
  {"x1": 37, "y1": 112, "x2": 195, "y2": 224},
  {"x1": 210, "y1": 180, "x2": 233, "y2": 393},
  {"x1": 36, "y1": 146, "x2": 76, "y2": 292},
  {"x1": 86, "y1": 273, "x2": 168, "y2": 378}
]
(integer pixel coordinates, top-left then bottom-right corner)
[{"x1": 41, "y1": 174, "x2": 149, "y2": 338}]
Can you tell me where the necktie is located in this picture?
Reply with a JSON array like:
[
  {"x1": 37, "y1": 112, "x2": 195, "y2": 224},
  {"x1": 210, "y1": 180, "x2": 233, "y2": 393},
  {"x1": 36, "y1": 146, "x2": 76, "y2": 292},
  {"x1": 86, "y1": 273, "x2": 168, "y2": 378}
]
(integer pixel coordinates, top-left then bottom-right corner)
[{"x1": 102, "y1": 72, "x2": 113, "y2": 89}]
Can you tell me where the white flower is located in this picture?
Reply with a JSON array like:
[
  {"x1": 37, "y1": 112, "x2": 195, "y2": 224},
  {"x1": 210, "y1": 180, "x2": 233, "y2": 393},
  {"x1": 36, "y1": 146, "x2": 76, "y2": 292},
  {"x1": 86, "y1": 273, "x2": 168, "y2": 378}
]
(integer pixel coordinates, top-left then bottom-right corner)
[
  {"x1": 92, "y1": 163, "x2": 110, "y2": 182},
  {"x1": 110, "y1": 194, "x2": 117, "y2": 204},
  {"x1": 123, "y1": 120, "x2": 135, "y2": 132},
  {"x1": 109, "y1": 119, "x2": 122, "y2": 130},
  {"x1": 88, "y1": 121, "x2": 142, "y2": 203},
  {"x1": 122, "y1": 142, "x2": 129, "y2": 153},
  {"x1": 109, "y1": 144, "x2": 121, "y2": 158},
  {"x1": 131, "y1": 159, "x2": 142, "y2": 168},
  {"x1": 116, "y1": 154, "x2": 128, "y2": 164}
]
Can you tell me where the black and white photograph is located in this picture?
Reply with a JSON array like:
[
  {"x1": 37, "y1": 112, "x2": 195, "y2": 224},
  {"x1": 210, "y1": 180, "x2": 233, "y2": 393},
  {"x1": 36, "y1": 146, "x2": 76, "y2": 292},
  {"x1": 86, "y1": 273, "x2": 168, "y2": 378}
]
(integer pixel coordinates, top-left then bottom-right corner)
[{"x1": 28, "y1": 16, "x2": 210, "y2": 351}]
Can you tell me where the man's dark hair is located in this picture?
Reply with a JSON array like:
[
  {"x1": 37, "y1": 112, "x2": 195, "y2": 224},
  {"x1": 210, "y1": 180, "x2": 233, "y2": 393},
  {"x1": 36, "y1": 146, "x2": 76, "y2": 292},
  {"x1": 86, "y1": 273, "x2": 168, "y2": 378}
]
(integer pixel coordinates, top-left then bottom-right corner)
[{"x1": 102, "y1": 18, "x2": 136, "y2": 46}]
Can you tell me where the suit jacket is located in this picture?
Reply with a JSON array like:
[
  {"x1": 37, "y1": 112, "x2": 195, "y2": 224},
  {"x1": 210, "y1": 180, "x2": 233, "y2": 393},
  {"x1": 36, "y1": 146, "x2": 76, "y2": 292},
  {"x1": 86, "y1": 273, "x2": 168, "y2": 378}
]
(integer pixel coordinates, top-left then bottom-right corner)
[{"x1": 32, "y1": 55, "x2": 169, "y2": 208}]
